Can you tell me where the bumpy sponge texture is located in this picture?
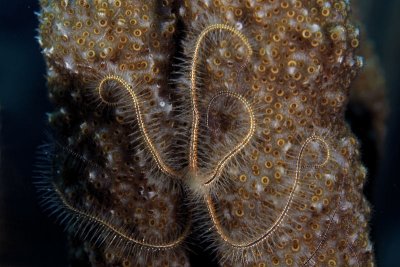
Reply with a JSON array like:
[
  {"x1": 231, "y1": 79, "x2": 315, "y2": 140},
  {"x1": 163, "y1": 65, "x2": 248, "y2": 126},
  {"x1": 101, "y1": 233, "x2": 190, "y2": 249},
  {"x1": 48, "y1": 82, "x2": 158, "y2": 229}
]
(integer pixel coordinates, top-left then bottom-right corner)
[{"x1": 37, "y1": 0, "x2": 375, "y2": 266}]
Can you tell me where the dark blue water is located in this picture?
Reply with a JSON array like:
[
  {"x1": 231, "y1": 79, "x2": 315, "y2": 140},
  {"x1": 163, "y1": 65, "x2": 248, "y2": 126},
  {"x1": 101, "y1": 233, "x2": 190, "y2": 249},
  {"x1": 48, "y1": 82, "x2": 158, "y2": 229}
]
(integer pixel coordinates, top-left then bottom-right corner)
[{"x1": 0, "y1": 1, "x2": 399, "y2": 266}]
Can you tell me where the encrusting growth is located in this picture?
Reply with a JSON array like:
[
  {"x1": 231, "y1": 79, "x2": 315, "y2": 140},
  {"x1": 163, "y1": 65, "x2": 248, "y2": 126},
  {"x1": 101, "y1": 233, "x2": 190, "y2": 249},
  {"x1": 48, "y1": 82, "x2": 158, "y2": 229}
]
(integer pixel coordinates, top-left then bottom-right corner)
[
  {"x1": 179, "y1": 1, "x2": 374, "y2": 265},
  {"x1": 37, "y1": 0, "x2": 190, "y2": 266},
  {"x1": 37, "y1": 0, "x2": 376, "y2": 266}
]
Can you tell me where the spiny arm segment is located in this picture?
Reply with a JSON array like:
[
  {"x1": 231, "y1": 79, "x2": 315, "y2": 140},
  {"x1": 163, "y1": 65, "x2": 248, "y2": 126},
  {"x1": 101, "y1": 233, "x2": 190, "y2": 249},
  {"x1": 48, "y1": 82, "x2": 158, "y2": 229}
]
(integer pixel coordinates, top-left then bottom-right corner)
[
  {"x1": 97, "y1": 74, "x2": 178, "y2": 177},
  {"x1": 203, "y1": 91, "x2": 256, "y2": 186},
  {"x1": 53, "y1": 183, "x2": 189, "y2": 249},
  {"x1": 206, "y1": 135, "x2": 330, "y2": 249},
  {"x1": 189, "y1": 23, "x2": 253, "y2": 174}
]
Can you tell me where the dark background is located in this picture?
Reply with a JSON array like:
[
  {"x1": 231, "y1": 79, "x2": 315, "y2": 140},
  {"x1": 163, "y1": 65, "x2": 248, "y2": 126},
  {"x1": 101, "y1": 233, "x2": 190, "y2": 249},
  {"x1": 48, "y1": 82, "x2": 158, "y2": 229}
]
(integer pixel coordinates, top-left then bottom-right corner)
[{"x1": 0, "y1": 1, "x2": 399, "y2": 266}]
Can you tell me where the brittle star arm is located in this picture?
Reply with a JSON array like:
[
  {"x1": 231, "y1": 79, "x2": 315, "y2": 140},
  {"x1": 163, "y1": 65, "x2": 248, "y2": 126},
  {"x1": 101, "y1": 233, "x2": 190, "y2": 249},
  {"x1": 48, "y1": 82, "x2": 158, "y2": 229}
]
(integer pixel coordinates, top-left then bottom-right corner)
[
  {"x1": 203, "y1": 91, "x2": 256, "y2": 186},
  {"x1": 53, "y1": 183, "x2": 189, "y2": 250},
  {"x1": 189, "y1": 23, "x2": 253, "y2": 173},
  {"x1": 206, "y1": 136, "x2": 330, "y2": 249},
  {"x1": 97, "y1": 74, "x2": 179, "y2": 177}
]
